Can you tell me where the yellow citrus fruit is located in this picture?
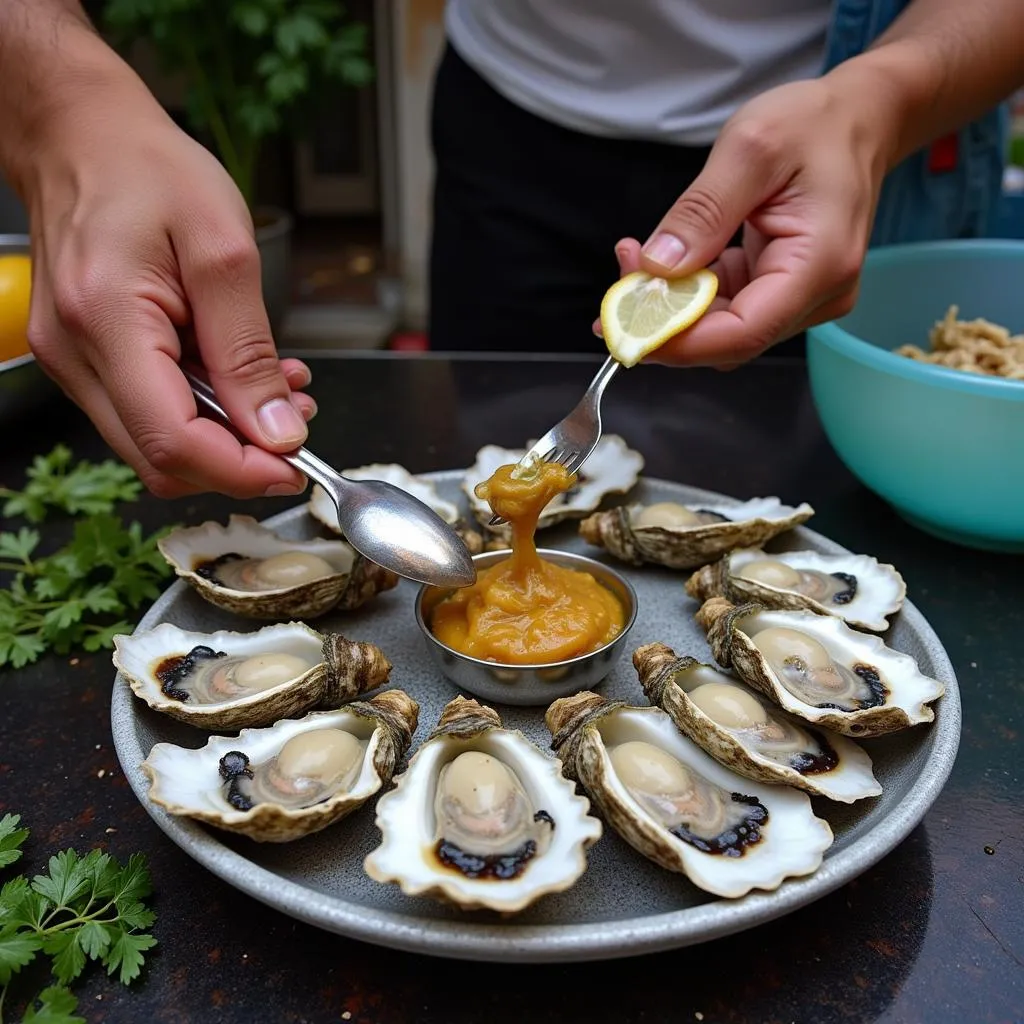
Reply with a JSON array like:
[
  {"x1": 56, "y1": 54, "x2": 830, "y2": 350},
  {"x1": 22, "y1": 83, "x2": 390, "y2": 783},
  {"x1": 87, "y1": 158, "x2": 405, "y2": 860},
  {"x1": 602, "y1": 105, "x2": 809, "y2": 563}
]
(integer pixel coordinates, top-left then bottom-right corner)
[
  {"x1": 0, "y1": 254, "x2": 32, "y2": 363},
  {"x1": 601, "y1": 268, "x2": 718, "y2": 367}
]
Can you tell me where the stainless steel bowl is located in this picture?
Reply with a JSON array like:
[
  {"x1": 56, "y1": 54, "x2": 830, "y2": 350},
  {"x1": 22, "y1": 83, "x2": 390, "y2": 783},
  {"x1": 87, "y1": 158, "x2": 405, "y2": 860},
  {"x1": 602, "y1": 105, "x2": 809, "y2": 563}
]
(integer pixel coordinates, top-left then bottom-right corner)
[{"x1": 415, "y1": 548, "x2": 638, "y2": 707}]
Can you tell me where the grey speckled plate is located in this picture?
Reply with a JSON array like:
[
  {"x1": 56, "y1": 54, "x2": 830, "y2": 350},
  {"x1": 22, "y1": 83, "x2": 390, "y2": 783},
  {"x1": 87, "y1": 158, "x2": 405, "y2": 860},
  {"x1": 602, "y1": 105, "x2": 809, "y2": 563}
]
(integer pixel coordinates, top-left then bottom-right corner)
[{"x1": 110, "y1": 474, "x2": 960, "y2": 963}]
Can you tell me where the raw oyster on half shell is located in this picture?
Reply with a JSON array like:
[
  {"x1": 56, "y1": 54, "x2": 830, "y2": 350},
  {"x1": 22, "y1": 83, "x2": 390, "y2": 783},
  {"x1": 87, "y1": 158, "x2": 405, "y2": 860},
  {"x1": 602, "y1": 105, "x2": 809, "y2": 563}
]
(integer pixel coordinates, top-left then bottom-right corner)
[
  {"x1": 686, "y1": 547, "x2": 906, "y2": 631},
  {"x1": 632, "y1": 642, "x2": 881, "y2": 803},
  {"x1": 696, "y1": 597, "x2": 945, "y2": 737},
  {"x1": 546, "y1": 692, "x2": 833, "y2": 898},
  {"x1": 463, "y1": 435, "x2": 644, "y2": 535},
  {"x1": 157, "y1": 514, "x2": 398, "y2": 619},
  {"x1": 364, "y1": 696, "x2": 602, "y2": 913},
  {"x1": 114, "y1": 621, "x2": 391, "y2": 731},
  {"x1": 141, "y1": 690, "x2": 418, "y2": 842},
  {"x1": 579, "y1": 497, "x2": 814, "y2": 570},
  {"x1": 308, "y1": 463, "x2": 461, "y2": 532}
]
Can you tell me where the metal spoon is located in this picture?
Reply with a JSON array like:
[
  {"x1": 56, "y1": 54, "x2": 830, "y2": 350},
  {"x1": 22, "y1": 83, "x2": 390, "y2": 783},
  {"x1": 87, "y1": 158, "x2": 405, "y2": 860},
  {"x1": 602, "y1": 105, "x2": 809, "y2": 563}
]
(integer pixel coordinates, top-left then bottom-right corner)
[{"x1": 183, "y1": 368, "x2": 476, "y2": 589}]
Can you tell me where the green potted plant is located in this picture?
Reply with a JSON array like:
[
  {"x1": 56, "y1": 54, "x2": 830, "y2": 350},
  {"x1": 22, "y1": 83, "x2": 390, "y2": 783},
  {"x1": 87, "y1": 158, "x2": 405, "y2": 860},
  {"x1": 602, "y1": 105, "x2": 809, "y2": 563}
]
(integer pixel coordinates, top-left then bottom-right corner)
[{"x1": 100, "y1": 0, "x2": 374, "y2": 333}]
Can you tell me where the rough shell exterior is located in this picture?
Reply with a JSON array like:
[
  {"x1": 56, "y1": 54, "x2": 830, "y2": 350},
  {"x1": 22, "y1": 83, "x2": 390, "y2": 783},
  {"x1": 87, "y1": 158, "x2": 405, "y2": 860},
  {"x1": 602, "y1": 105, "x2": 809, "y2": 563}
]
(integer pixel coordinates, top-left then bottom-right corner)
[
  {"x1": 685, "y1": 548, "x2": 906, "y2": 632},
  {"x1": 631, "y1": 642, "x2": 881, "y2": 803},
  {"x1": 113, "y1": 622, "x2": 392, "y2": 731},
  {"x1": 157, "y1": 514, "x2": 398, "y2": 620},
  {"x1": 695, "y1": 597, "x2": 944, "y2": 738},
  {"x1": 579, "y1": 499, "x2": 814, "y2": 570},
  {"x1": 141, "y1": 690, "x2": 419, "y2": 843}
]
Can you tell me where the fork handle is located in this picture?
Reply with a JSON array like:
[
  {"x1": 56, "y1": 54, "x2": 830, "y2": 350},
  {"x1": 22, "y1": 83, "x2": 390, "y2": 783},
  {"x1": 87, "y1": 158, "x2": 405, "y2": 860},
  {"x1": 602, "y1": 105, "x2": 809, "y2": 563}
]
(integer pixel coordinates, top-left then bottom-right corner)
[{"x1": 182, "y1": 365, "x2": 339, "y2": 495}]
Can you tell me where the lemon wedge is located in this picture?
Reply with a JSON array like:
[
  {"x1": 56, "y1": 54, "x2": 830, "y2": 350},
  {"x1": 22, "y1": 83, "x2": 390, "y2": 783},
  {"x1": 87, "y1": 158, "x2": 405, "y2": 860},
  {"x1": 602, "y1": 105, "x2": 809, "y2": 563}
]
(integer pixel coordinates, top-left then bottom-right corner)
[{"x1": 600, "y1": 268, "x2": 718, "y2": 367}]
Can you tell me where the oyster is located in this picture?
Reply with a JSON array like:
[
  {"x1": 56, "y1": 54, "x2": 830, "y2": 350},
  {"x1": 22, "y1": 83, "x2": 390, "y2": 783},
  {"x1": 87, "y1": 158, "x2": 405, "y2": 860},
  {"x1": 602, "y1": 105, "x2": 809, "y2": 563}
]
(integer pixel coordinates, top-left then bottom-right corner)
[
  {"x1": 463, "y1": 435, "x2": 644, "y2": 535},
  {"x1": 696, "y1": 597, "x2": 945, "y2": 737},
  {"x1": 632, "y1": 642, "x2": 881, "y2": 803},
  {"x1": 157, "y1": 514, "x2": 398, "y2": 619},
  {"x1": 364, "y1": 696, "x2": 602, "y2": 913},
  {"x1": 141, "y1": 690, "x2": 418, "y2": 842},
  {"x1": 114, "y1": 621, "x2": 391, "y2": 731},
  {"x1": 308, "y1": 463, "x2": 461, "y2": 533},
  {"x1": 686, "y1": 547, "x2": 906, "y2": 631},
  {"x1": 579, "y1": 496, "x2": 814, "y2": 570},
  {"x1": 546, "y1": 692, "x2": 833, "y2": 898}
]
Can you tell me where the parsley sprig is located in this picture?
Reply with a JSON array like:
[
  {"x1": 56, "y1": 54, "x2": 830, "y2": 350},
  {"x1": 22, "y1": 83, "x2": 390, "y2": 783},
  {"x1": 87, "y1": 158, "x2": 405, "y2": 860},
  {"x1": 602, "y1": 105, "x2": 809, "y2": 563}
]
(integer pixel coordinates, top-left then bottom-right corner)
[
  {"x1": 0, "y1": 447, "x2": 175, "y2": 670},
  {"x1": 0, "y1": 814, "x2": 157, "y2": 1024},
  {"x1": 0, "y1": 446, "x2": 142, "y2": 524}
]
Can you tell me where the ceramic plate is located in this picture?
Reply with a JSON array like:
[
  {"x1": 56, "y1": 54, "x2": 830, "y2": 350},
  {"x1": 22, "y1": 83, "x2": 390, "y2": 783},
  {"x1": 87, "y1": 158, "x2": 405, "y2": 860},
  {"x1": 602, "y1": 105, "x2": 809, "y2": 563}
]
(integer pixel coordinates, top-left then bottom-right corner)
[{"x1": 110, "y1": 474, "x2": 960, "y2": 963}]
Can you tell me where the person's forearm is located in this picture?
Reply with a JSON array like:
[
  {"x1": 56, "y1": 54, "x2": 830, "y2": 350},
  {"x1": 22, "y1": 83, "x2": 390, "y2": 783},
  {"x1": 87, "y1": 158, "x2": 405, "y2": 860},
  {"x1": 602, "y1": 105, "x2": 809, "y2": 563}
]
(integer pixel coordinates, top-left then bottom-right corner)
[
  {"x1": 825, "y1": 0, "x2": 1024, "y2": 169},
  {"x1": 0, "y1": 1, "x2": 154, "y2": 194}
]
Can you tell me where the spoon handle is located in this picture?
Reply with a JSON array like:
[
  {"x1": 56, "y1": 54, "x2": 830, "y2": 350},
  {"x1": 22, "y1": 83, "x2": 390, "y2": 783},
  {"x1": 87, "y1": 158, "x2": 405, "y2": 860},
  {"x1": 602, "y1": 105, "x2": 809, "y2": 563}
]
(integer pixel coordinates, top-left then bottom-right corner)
[{"x1": 182, "y1": 366, "x2": 340, "y2": 495}]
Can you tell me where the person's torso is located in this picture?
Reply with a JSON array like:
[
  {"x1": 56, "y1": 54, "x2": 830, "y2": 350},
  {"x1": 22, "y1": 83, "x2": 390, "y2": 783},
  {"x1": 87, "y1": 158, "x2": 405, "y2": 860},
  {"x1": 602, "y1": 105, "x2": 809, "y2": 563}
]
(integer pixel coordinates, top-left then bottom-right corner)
[{"x1": 445, "y1": 0, "x2": 833, "y2": 145}]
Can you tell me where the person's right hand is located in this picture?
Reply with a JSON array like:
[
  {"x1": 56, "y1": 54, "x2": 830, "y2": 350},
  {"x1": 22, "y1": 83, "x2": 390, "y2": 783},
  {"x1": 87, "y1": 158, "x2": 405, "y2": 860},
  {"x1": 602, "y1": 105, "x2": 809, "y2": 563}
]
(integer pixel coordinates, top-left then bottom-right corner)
[{"x1": 22, "y1": 78, "x2": 314, "y2": 500}]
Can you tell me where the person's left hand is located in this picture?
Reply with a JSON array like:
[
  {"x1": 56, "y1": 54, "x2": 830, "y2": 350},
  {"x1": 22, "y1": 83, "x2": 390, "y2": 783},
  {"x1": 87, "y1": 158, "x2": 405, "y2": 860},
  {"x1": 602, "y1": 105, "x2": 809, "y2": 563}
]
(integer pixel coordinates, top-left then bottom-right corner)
[{"x1": 597, "y1": 67, "x2": 900, "y2": 369}]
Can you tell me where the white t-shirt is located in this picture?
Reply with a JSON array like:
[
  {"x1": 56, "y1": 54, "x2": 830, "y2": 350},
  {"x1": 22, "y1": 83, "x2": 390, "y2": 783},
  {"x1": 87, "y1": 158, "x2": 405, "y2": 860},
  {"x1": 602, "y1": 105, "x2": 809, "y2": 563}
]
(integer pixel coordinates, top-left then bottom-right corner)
[{"x1": 445, "y1": 0, "x2": 832, "y2": 145}]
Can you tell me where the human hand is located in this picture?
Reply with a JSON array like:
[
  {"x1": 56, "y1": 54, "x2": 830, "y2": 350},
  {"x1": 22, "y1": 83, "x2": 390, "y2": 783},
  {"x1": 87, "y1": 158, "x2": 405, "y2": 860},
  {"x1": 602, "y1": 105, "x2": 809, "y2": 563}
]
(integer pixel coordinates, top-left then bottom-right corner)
[
  {"x1": 22, "y1": 86, "x2": 314, "y2": 499},
  {"x1": 599, "y1": 67, "x2": 899, "y2": 369}
]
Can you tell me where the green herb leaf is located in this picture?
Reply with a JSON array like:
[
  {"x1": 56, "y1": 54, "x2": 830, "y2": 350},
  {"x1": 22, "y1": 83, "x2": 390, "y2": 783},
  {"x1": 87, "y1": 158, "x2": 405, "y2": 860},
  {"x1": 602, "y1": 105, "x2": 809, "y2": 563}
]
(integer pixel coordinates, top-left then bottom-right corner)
[
  {"x1": 21, "y1": 985, "x2": 85, "y2": 1024},
  {"x1": 0, "y1": 813, "x2": 156, "y2": 1014},
  {"x1": 43, "y1": 930, "x2": 87, "y2": 986},
  {"x1": 103, "y1": 929, "x2": 157, "y2": 985},
  {"x1": 31, "y1": 851, "x2": 91, "y2": 909},
  {"x1": 0, "y1": 815, "x2": 29, "y2": 869},
  {"x1": 0, "y1": 928, "x2": 41, "y2": 984}
]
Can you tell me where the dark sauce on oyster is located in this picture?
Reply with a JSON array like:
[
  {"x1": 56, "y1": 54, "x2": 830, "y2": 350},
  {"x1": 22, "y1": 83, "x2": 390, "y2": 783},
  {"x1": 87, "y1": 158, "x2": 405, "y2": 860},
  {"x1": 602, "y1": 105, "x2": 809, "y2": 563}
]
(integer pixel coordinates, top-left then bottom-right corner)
[
  {"x1": 435, "y1": 839, "x2": 538, "y2": 880},
  {"x1": 669, "y1": 794, "x2": 768, "y2": 857},
  {"x1": 219, "y1": 750, "x2": 255, "y2": 811},
  {"x1": 693, "y1": 509, "x2": 731, "y2": 523},
  {"x1": 155, "y1": 645, "x2": 226, "y2": 701},
  {"x1": 433, "y1": 809, "x2": 556, "y2": 880},
  {"x1": 829, "y1": 572, "x2": 858, "y2": 605},
  {"x1": 788, "y1": 730, "x2": 840, "y2": 775},
  {"x1": 817, "y1": 664, "x2": 887, "y2": 712},
  {"x1": 194, "y1": 552, "x2": 245, "y2": 585}
]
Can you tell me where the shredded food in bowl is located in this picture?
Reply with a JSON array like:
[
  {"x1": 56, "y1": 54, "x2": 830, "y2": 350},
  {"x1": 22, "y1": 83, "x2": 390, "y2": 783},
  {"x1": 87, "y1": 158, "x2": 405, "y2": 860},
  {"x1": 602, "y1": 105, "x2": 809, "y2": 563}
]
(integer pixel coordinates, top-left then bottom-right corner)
[{"x1": 894, "y1": 306, "x2": 1024, "y2": 380}]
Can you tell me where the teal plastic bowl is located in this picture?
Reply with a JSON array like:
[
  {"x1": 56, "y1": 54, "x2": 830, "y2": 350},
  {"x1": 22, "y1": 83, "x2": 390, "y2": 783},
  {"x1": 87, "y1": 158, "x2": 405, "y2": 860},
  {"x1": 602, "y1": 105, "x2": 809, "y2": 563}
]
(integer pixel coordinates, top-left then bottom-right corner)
[{"x1": 807, "y1": 240, "x2": 1024, "y2": 552}]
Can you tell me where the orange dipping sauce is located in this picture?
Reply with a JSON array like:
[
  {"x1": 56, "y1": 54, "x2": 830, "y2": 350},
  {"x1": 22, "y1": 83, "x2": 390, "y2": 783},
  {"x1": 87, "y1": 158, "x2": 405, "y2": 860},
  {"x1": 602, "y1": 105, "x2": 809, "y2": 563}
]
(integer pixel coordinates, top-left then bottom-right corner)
[{"x1": 430, "y1": 459, "x2": 625, "y2": 664}]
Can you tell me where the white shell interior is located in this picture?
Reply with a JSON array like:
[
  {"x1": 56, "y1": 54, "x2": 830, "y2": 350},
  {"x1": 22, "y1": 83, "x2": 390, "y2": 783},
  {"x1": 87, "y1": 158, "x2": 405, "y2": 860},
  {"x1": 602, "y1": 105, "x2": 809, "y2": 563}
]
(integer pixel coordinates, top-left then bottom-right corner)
[
  {"x1": 592, "y1": 707, "x2": 833, "y2": 898},
  {"x1": 639, "y1": 496, "x2": 814, "y2": 531},
  {"x1": 114, "y1": 621, "x2": 324, "y2": 712},
  {"x1": 365, "y1": 728, "x2": 601, "y2": 912},
  {"x1": 462, "y1": 434, "x2": 644, "y2": 531},
  {"x1": 734, "y1": 608, "x2": 946, "y2": 724},
  {"x1": 144, "y1": 708, "x2": 384, "y2": 820},
  {"x1": 158, "y1": 515, "x2": 356, "y2": 592},
  {"x1": 309, "y1": 464, "x2": 460, "y2": 532},
  {"x1": 674, "y1": 664, "x2": 882, "y2": 803},
  {"x1": 726, "y1": 547, "x2": 905, "y2": 630}
]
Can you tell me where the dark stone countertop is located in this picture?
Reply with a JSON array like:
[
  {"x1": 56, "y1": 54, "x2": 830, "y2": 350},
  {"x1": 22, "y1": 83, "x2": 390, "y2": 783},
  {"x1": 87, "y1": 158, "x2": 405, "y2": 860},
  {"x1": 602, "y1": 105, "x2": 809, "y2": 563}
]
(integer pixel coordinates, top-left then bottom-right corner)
[{"x1": 1, "y1": 353, "x2": 1021, "y2": 1024}]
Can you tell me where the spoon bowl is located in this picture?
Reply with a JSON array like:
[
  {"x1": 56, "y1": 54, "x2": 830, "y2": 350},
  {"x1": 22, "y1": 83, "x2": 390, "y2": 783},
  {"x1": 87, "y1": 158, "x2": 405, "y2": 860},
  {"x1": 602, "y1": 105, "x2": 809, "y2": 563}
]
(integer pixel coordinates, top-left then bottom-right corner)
[{"x1": 183, "y1": 368, "x2": 476, "y2": 588}]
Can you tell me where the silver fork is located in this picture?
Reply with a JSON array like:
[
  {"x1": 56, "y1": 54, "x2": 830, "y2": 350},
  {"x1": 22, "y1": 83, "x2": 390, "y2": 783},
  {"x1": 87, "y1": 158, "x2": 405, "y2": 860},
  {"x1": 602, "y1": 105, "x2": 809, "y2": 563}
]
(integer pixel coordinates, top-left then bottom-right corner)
[{"x1": 488, "y1": 355, "x2": 621, "y2": 526}]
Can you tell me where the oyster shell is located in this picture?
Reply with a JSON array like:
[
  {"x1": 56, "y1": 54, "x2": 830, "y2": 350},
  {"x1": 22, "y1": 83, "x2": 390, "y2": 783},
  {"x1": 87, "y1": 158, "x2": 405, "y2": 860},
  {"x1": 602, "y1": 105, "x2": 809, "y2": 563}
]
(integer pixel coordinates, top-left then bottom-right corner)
[
  {"x1": 546, "y1": 692, "x2": 833, "y2": 898},
  {"x1": 141, "y1": 690, "x2": 419, "y2": 842},
  {"x1": 364, "y1": 696, "x2": 602, "y2": 913},
  {"x1": 157, "y1": 514, "x2": 398, "y2": 619},
  {"x1": 463, "y1": 435, "x2": 644, "y2": 535},
  {"x1": 696, "y1": 597, "x2": 945, "y2": 737},
  {"x1": 686, "y1": 547, "x2": 906, "y2": 631},
  {"x1": 308, "y1": 463, "x2": 461, "y2": 533},
  {"x1": 114, "y1": 621, "x2": 391, "y2": 731},
  {"x1": 579, "y1": 497, "x2": 814, "y2": 570},
  {"x1": 632, "y1": 642, "x2": 881, "y2": 803}
]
